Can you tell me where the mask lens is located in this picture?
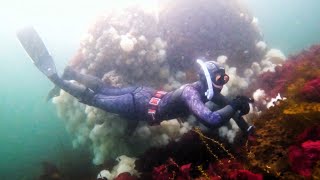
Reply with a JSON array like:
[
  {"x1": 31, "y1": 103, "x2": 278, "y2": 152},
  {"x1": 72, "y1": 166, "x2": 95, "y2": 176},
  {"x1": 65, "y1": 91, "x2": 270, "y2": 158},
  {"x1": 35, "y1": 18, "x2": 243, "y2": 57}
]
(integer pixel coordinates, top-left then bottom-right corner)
[
  {"x1": 215, "y1": 74, "x2": 229, "y2": 85},
  {"x1": 215, "y1": 75, "x2": 221, "y2": 82},
  {"x1": 223, "y1": 74, "x2": 229, "y2": 84}
]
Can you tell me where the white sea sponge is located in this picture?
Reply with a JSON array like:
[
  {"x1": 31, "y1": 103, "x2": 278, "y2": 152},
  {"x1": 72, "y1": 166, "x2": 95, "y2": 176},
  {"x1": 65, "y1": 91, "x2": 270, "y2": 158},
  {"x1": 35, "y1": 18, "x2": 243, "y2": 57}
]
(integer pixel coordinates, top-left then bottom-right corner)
[
  {"x1": 226, "y1": 129, "x2": 236, "y2": 143},
  {"x1": 163, "y1": 77, "x2": 182, "y2": 91},
  {"x1": 261, "y1": 60, "x2": 276, "y2": 72},
  {"x1": 265, "y1": 49, "x2": 286, "y2": 64},
  {"x1": 253, "y1": 48, "x2": 286, "y2": 73},
  {"x1": 252, "y1": 89, "x2": 266, "y2": 102},
  {"x1": 152, "y1": 37, "x2": 167, "y2": 50},
  {"x1": 244, "y1": 68, "x2": 254, "y2": 79},
  {"x1": 267, "y1": 93, "x2": 287, "y2": 108},
  {"x1": 93, "y1": 148, "x2": 105, "y2": 165},
  {"x1": 256, "y1": 41, "x2": 267, "y2": 51},
  {"x1": 108, "y1": 26, "x2": 119, "y2": 40},
  {"x1": 120, "y1": 35, "x2": 136, "y2": 52},
  {"x1": 152, "y1": 133, "x2": 170, "y2": 146},
  {"x1": 98, "y1": 155, "x2": 139, "y2": 179},
  {"x1": 179, "y1": 122, "x2": 192, "y2": 135},
  {"x1": 138, "y1": 35, "x2": 147, "y2": 43},
  {"x1": 251, "y1": 62, "x2": 261, "y2": 74},
  {"x1": 159, "y1": 65, "x2": 170, "y2": 79},
  {"x1": 160, "y1": 119, "x2": 181, "y2": 138},
  {"x1": 218, "y1": 126, "x2": 228, "y2": 137},
  {"x1": 80, "y1": 33, "x2": 94, "y2": 47},
  {"x1": 136, "y1": 126, "x2": 152, "y2": 138},
  {"x1": 138, "y1": 50, "x2": 147, "y2": 56},
  {"x1": 54, "y1": 86, "x2": 140, "y2": 165},
  {"x1": 218, "y1": 119, "x2": 240, "y2": 144},
  {"x1": 251, "y1": 17, "x2": 259, "y2": 25},
  {"x1": 102, "y1": 70, "x2": 126, "y2": 87},
  {"x1": 220, "y1": 85, "x2": 229, "y2": 96},
  {"x1": 90, "y1": 123, "x2": 107, "y2": 141},
  {"x1": 226, "y1": 67, "x2": 237, "y2": 85},
  {"x1": 157, "y1": 49, "x2": 167, "y2": 62},
  {"x1": 175, "y1": 71, "x2": 186, "y2": 82},
  {"x1": 115, "y1": 155, "x2": 138, "y2": 176},
  {"x1": 223, "y1": 67, "x2": 248, "y2": 95},
  {"x1": 97, "y1": 170, "x2": 112, "y2": 180},
  {"x1": 216, "y1": 55, "x2": 228, "y2": 64}
]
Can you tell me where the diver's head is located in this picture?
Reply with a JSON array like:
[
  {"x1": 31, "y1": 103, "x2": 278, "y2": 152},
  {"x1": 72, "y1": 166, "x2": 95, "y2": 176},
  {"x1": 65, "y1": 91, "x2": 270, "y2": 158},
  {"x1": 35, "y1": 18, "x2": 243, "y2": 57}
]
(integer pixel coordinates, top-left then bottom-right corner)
[{"x1": 196, "y1": 59, "x2": 229, "y2": 100}]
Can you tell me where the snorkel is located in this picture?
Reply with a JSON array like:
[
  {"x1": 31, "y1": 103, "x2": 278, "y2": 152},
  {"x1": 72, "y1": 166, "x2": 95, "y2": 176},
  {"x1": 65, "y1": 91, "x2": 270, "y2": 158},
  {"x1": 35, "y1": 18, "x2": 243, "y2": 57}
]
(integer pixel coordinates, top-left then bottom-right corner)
[{"x1": 196, "y1": 59, "x2": 214, "y2": 100}]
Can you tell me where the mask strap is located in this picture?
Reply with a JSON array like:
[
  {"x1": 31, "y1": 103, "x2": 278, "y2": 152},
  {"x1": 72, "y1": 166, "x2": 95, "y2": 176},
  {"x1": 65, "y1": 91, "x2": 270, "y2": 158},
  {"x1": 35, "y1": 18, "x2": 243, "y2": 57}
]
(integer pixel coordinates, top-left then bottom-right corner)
[{"x1": 196, "y1": 59, "x2": 214, "y2": 100}]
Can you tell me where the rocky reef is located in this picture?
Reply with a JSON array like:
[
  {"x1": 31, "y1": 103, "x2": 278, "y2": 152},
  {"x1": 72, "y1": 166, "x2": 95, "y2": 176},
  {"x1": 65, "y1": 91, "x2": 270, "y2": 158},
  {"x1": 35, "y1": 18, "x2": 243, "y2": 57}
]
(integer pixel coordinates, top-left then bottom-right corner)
[{"x1": 246, "y1": 45, "x2": 320, "y2": 179}]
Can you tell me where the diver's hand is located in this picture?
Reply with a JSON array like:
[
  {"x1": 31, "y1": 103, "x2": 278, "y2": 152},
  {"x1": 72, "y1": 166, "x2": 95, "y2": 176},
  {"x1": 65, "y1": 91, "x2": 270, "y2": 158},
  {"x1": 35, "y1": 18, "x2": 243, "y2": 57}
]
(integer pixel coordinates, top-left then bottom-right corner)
[
  {"x1": 229, "y1": 96, "x2": 253, "y2": 116},
  {"x1": 246, "y1": 125, "x2": 257, "y2": 144},
  {"x1": 247, "y1": 125, "x2": 255, "y2": 136}
]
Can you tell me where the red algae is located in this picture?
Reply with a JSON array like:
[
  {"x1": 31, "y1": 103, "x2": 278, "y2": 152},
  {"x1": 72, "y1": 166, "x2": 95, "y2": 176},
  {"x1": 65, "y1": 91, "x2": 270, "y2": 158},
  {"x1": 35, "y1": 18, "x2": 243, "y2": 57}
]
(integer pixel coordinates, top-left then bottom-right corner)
[
  {"x1": 300, "y1": 77, "x2": 320, "y2": 102},
  {"x1": 249, "y1": 44, "x2": 320, "y2": 101},
  {"x1": 288, "y1": 126, "x2": 320, "y2": 178}
]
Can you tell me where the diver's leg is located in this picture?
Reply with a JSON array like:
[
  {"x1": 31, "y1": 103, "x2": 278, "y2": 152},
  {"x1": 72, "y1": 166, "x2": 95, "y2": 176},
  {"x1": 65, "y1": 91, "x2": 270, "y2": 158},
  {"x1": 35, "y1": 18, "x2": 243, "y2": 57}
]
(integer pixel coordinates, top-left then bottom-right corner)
[
  {"x1": 62, "y1": 67, "x2": 105, "y2": 92},
  {"x1": 91, "y1": 93, "x2": 135, "y2": 115},
  {"x1": 63, "y1": 67, "x2": 138, "y2": 95},
  {"x1": 46, "y1": 67, "x2": 105, "y2": 101},
  {"x1": 50, "y1": 74, "x2": 95, "y2": 104}
]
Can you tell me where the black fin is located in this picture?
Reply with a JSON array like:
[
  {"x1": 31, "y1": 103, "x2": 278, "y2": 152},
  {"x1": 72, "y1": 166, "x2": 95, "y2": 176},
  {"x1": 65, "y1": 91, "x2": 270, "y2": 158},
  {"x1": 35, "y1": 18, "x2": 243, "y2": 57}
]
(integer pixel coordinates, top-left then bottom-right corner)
[
  {"x1": 46, "y1": 86, "x2": 61, "y2": 102},
  {"x1": 17, "y1": 26, "x2": 57, "y2": 77}
]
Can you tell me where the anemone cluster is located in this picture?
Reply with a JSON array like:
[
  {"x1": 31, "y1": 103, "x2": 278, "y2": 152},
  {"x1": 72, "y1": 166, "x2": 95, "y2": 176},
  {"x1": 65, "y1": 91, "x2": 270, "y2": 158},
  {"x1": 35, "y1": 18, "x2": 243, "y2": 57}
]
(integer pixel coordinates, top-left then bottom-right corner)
[{"x1": 51, "y1": 0, "x2": 286, "y2": 170}]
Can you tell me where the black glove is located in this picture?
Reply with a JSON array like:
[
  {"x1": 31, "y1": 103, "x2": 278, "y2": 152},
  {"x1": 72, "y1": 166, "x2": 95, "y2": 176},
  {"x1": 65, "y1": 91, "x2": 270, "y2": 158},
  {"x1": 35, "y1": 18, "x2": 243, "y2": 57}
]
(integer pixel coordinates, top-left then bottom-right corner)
[
  {"x1": 229, "y1": 96, "x2": 253, "y2": 116},
  {"x1": 247, "y1": 125, "x2": 255, "y2": 136}
]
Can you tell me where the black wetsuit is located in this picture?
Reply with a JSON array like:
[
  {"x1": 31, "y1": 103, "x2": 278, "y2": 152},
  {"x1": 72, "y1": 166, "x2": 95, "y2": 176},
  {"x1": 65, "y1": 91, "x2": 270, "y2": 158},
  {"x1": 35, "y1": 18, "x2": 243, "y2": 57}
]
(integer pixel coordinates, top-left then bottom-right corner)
[
  {"x1": 16, "y1": 26, "x2": 249, "y2": 131},
  {"x1": 51, "y1": 70, "x2": 245, "y2": 129}
]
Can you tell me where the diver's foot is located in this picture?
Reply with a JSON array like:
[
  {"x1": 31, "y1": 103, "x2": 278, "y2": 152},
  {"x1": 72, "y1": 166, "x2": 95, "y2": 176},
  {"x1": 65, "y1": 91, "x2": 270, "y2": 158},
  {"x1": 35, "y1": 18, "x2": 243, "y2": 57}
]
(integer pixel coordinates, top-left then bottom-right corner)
[
  {"x1": 46, "y1": 86, "x2": 61, "y2": 101},
  {"x1": 48, "y1": 73, "x2": 61, "y2": 83},
  {"x1": 61, "y1": 66, "x2": 76, "y2": 80}
]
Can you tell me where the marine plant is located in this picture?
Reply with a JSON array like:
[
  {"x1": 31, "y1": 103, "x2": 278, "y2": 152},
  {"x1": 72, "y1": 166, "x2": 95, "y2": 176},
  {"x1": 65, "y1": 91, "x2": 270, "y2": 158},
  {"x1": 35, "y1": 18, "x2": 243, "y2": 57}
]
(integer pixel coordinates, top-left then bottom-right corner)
[
  {"x1": 246, "y1": 45, "x2": 320, "y2": 179},
  {"x1": 249, "y1": 44, "x2": 320, "y2": 100},
  {"x1": 288, "y1": 126, "x2": 320, "y2": 178},
  {"x1": 134, "y1": 128, "x2": 263, "y2": 179}
]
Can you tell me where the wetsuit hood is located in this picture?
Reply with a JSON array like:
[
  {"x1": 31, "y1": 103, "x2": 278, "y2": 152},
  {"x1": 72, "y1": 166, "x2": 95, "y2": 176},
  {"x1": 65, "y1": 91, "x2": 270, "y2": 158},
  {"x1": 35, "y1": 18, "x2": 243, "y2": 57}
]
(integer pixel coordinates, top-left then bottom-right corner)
[{"x1": 196, "y1": 59, "x2": 229, "y2": 100}]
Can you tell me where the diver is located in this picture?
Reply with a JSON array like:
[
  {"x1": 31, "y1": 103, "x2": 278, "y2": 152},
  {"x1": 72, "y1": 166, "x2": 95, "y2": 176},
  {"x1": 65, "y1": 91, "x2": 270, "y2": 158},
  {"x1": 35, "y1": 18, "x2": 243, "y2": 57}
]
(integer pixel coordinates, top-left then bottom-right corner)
[{"x1": 17, "y1": 27, "x2": 254, "y2": 135}]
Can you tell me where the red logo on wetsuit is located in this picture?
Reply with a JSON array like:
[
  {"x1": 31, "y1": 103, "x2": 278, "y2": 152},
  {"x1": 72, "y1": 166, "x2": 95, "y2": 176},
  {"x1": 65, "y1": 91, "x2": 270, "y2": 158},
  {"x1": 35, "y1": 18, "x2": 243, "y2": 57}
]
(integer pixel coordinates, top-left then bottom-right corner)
[{"x1": 148, "y1": 91, "x2": 167, "y2": 118}]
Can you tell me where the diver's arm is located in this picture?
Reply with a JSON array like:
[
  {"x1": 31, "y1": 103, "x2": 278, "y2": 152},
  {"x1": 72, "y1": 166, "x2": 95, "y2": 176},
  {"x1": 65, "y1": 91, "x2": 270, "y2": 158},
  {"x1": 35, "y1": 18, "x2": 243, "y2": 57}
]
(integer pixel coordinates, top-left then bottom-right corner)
[
  {"x1": 181, "y1": 86, "x2": 236, "y2": 128},
  {"x1": 213, "y1": 93, "x2": 253, "y2": 133},
  {"x1": 214, "y1": 94, "x2": 253, "y2": 133}
]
